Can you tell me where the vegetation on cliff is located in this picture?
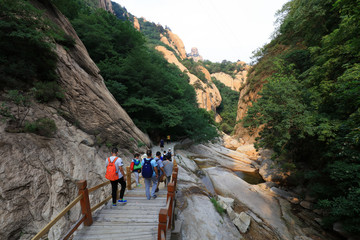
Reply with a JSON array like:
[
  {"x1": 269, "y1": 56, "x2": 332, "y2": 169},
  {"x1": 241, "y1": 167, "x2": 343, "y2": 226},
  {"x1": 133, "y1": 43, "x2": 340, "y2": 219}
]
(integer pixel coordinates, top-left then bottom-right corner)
[
  {"x1": 212, "y1": 79, "x2": 239, "y2": 134},
  {"x1": 243, "y1": 0, "x2": 360, "y2": 233},
  {"x1": 53, "y1": 1, "x2": 218, "y2": 142},
  {"x1": 0, "y1": 0, "x2": 74, "y2": 90}
]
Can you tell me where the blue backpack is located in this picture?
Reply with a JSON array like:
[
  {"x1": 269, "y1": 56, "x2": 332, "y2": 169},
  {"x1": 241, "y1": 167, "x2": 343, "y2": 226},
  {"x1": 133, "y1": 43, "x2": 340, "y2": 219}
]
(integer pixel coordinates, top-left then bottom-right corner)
[{"x1": 142, "y1": 158, "x2": 153, "y2": 178}]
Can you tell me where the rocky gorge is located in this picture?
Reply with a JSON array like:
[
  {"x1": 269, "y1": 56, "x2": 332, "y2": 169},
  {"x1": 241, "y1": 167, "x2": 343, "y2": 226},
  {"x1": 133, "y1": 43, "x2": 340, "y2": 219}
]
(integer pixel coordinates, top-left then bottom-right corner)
[{"x1": 172, "y1": 137, "x2": 343, "y2": 240}]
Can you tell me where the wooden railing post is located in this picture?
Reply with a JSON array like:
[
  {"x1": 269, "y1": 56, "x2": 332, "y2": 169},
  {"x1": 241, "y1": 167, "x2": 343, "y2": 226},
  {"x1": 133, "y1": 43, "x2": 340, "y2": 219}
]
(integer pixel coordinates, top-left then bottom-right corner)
[
  {"x1": 158, "y1": 208, "x2": 167, "y2": 240},
  {"x1": 126, "y1": 166, "x2": 132, "y2": 190},
  {"x1": 167, "y1": 183, "x2": 175, "y2": 229},
  {"x1": 77, "y1": 180, "x2": 93, "y2": 226}
]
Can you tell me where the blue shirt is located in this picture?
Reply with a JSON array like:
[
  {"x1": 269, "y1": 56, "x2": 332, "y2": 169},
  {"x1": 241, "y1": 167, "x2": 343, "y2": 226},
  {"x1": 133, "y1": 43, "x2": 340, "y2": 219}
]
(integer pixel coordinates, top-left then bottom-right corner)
[
  {"x1": 141, "y1": 157, "x2": 158, "y2": 178},
  {"x1": 155, "y1": 157, "x2": 164, "y2": 176}
]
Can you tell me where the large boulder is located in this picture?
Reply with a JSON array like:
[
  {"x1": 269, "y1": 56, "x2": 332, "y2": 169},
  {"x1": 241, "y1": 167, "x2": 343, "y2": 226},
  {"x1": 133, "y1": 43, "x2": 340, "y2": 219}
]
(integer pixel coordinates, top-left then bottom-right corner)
[{"x1": 178, "y1": 194, "x2": 242, "y2": 240}]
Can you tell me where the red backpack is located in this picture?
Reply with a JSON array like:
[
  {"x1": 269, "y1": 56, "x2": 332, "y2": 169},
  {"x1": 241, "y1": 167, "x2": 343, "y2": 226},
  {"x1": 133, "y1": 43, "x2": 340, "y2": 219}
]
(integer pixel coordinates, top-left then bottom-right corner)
[{"x1": 105, "y1": 157, "x2": 119, "y2": 181}]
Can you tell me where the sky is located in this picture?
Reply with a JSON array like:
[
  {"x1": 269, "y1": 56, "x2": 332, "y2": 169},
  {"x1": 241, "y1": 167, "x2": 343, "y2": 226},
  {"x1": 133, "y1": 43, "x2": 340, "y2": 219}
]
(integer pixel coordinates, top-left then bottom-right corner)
[{"x1": 112, "y1": 0, "x2": 289, "y2": 64}]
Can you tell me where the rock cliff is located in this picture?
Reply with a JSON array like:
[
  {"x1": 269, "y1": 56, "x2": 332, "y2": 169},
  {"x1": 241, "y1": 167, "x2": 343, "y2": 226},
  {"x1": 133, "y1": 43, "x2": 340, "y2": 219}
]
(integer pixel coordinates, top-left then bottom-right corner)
[
  {"x1": 234, "y1": 72, "x2": 262, "y2": 143},
  {"x1": 133, "y1": 16, "x2": 140, "y2": 30},
  {"x1": 0, "y1": 1, "x2": 150, "y2": 239},
  {"x1": 98, "y1": 0, "x2": 113, "y2": 13},
  {"x1": 164, "y1": 30, "x2": 187, "y2": 59},
  {"x1": 155, "y1": 46, "x2": 221, "y2": 112},
  {"x1": 187, "y1": 47, "x2": 203, "y2": 62},
  {"x1": 211, "y1": 61, "x2": 250, "y2": 92}
]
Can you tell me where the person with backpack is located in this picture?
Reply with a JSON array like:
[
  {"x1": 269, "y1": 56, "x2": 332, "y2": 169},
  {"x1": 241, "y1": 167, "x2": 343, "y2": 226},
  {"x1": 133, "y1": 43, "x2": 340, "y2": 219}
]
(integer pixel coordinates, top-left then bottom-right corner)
[
  {"x1": 141, "y1": 149, "x2": 159, "y2": 200},
  {"x1": 105, "y1": 148, "x2": 127, "y2": 206},
  {"x1": 162, "y1": 150, "x2": 167, "y2": 160},
  {"x1": 155, "y1": 151, "x2": 165, "y2": 192},
  {"x1": 130, "y1": 153, "x2": 142, "y2": 187}
]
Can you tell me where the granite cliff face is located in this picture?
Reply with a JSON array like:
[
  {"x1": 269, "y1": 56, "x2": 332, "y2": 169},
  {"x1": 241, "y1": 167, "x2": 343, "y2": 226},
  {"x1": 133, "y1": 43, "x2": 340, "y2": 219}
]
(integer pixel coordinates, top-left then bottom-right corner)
[
  {"x1": 188, "y1": 47, "x2": 203, "y2": 62},
  {"x1": 234, "y1": 74, "x2": 262, "y2": 143},
  {"x1": 98, "y1": 0, "x2": 113, "y2": 13},
  {"x1": 211, "y1": 61, "x2": 250, "y2": 92},
  {"x1": 0, "y1": 1, "x2": 150, "y2": 239},
  {"x1": 155, "y1": 46, "x2": 222, "y2": 112}
]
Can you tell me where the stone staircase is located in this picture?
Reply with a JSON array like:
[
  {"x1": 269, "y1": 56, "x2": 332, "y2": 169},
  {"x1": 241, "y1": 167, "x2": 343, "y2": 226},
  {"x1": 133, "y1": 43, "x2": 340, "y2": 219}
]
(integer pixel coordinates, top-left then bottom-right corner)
[{"x1": 73, "y1": 181, "x2": 171, "y2": 240}]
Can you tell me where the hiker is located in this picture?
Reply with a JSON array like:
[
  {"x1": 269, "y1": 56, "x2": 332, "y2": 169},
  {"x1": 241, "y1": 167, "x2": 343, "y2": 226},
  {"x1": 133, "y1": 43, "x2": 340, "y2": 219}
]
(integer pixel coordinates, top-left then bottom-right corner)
[
  {"x1": 131, "y1": 153, "x2": 142, "y2": 187},
  {"x1": 162, "y1": 157, "x2": 174, "y2": 186},
  {"x1": 166, "y1": 135, "x2": 171, "y2": 144},
  {"x1": 163, "y1": 150, "x2": 167, "y2": 160},
  {"x1": 166, "y1": 148, "x2": 172, "y2": 161},
  {"x1": 155, "y1": 151, "x2": 165, "y2": 192},
  {"x1": 105, "y1": 147, "x2": 127, "y2": 206},
  {"x1": 160, "y1": 139, "x2": 164, "y2": 151},
  {"x1": 141, "y1": 149, "x2": 159, "y2": 200}
]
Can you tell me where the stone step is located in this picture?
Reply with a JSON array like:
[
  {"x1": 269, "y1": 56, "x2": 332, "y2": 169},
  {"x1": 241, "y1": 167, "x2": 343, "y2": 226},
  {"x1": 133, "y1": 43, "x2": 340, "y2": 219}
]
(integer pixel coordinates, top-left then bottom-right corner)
[
  {"x1": 74, "y1": 232, "x2": 157, "y2": 240},
  {"x1": 100, "y1": 209, "x2": 161, "y2": 214},
  {"x1": 94, "y1": 217, "x2": 159, "y2": 223},
  {"x1": 95, "y1": 213, "x2": 159, "y2": 219},
  {"x1": 91, "y1": 222, "x2": 158, "y2": 227}
]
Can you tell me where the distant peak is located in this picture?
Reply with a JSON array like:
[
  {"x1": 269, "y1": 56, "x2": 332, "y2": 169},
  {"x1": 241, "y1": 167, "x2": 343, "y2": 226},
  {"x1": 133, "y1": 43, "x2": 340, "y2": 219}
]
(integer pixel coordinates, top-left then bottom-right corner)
[{"x1": 188, "y1": 47, "x2": 203, "y2": 62}]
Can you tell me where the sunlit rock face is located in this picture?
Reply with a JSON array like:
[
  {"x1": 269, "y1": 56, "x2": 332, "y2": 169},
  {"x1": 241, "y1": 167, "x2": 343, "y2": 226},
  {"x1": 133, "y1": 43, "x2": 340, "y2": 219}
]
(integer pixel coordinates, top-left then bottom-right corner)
[
  {"x1": 133, "y1": 16, "x2": 140, "y2": 30},
  {"x1": 165, "y1": 30, "x2": 187, "y2": 59},
  {"x1": 188, "y1": 47, "x2": 203, "y2": 62},
  {"x1": 155, "y1": 46, "x2": 222, "y2": 112}
]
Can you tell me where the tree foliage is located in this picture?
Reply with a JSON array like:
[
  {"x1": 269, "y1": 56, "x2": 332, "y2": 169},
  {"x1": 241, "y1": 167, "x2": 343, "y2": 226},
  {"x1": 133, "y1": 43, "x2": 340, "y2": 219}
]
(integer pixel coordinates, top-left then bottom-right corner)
[
  {"x1": 71, "y1": 6, "x2": 218, "y2": 142},
  {"x1": 213, "y1": 79, "x2": 239, "y2": 135},
  {"x1": 244, "y1": 0, "x2": 360, "y2": 233},
  {"x1": 0, "y1": 0, "x2": 73, "y2": 90}
]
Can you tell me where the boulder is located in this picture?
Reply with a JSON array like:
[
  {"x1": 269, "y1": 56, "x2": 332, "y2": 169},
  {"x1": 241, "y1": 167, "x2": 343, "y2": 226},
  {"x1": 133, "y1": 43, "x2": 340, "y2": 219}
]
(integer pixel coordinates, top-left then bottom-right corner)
[
  {"x1": 223, "y1": 134, "x2": 242, "y2": 150},
  {"x1": 178, "y1": 194, "x2": 242, "y2": 240},
  {"x1": 259, "y1": 158, "x2": 289, "y2": 183},
  {"x1": 233, "y1": 212, "x2": 251, "y2": 233}
]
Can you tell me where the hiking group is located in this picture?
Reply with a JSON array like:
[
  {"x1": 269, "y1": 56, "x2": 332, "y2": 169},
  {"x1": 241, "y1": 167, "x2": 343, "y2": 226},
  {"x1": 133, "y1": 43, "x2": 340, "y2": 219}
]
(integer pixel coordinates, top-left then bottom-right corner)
[{"x1": 105, "y1": 147, "x2": 173, "y2": 205}]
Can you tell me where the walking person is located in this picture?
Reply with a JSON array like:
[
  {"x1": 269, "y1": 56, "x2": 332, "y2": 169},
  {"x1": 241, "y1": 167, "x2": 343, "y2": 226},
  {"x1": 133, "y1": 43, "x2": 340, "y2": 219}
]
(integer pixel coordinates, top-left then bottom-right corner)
[
  {"x1": 131, "y1": 153, "x2": 142, "y2": 187},
  {"x1": 166, "y1": 135, "x2": 171, "y2": 144},
  {"x1": 160, "y1": 139, "x2": 164, "y2": 151},
  {"x1": 141, "y1": 150, "x2": 159, "y2": 200},
  {"x1": 155, "y1": 151, "x2": 165, "y2": 192},
  {"x1": 162, "y1": 157, "x2": 173, "y2": 186},
  {"x1": 105, "y1": 147, "x2": 127, "y2": 206},
  {"x1": 166, "y1": 148, "x2": 172, "y2": 161}
]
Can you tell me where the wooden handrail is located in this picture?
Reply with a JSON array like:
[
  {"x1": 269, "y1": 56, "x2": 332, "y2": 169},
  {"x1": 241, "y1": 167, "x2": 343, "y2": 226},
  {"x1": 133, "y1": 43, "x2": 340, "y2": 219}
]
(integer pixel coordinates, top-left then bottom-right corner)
[
  {"x1": 32, "y1": 180, "x2": 113, "y2": 240},
  {"x1": 33, "y1": 151, "x2": 179, "y2": 240},
  {"x1": 31, "y1": 194, "x2": 83, "y2": 240},
  {"x1": 126, "y1": 166, "x2": 132, "y2": 190},
  {"x1": 91, "y1": 195, "x2": 112, "y2": 212},
  {"x1": 157, "y1": 159, "x2": 179, "y2": 240},
  {"x1": 60, "y1": 215, "x2": 86, "y2": 240},
  {"x1": 88, "y1": 180, "x2": 110, "y2": 193}
]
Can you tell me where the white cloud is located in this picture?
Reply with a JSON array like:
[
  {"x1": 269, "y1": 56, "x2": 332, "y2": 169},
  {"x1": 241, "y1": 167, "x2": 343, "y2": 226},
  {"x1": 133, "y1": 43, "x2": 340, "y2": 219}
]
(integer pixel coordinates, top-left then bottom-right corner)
[{"x1": 112, "y1": 0, "x2": 289, "y2": 63}]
